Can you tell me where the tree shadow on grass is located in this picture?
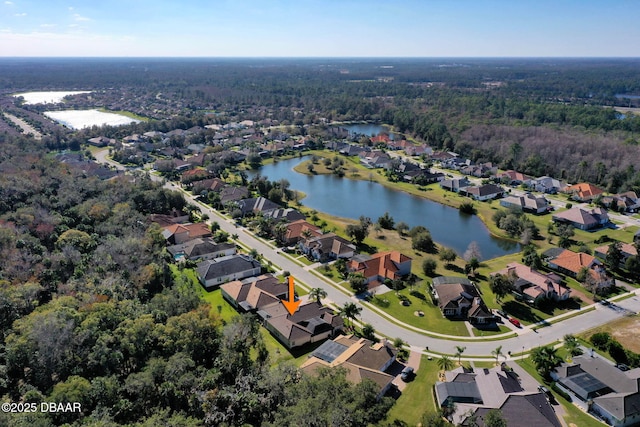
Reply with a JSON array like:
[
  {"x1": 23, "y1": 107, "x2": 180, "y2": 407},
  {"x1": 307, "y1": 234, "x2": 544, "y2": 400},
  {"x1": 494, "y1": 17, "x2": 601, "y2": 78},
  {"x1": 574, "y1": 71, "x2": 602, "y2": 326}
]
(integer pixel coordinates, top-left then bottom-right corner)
[{"x1": 502, "y1": 300, "x2": 544, "y2": 324}]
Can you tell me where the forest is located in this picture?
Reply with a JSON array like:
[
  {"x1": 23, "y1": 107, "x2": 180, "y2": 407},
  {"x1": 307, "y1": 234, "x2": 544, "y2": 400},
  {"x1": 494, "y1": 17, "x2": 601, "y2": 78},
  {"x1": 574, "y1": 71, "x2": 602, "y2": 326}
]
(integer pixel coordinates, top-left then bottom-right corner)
[{"x1": 0, "y1": 134, "x2": 393, "y2": 426}]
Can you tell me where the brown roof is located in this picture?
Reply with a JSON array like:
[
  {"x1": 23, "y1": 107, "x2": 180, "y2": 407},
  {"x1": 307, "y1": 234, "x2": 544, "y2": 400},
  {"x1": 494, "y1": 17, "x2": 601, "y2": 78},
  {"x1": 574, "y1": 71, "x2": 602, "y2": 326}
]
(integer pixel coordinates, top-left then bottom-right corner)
[
  {"x1": 162, "y1": 222, "x2": 211, "y2": 239},
  {"x1": 348, "y1": 251, "x2": 411, "y2": 281},
  {"x1": 261, "y1": 301, "x2": 342, "y2": 343},
  {"x1": 551, "y1": 250, "x2": 596, "y2": 275},
  {"x1": 221, "y1": 274, "x2": 287, "y2": 311},
  {"x1": 285, "y1": 220, "x2": 322, "y2": 243}
]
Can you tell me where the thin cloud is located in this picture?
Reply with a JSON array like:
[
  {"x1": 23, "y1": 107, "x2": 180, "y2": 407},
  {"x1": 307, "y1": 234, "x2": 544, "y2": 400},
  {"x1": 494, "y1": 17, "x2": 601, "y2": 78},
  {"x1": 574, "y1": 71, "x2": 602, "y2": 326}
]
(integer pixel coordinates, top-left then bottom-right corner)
[
  {"x1": 73, "y1": 13, "x2": 91, "y2": 22},
  {"x1": 5, "y1": 1, "x2": 14, "y2": 5},
  {"x1": 14, "y1": 12, "x2": 26, "y2": 16}
]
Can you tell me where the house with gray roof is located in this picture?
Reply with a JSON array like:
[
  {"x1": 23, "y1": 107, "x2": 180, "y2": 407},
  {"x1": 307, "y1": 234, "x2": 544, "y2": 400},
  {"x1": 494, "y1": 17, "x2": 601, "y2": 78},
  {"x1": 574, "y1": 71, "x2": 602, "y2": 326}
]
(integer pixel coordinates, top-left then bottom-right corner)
[
  {"x1": 167, "y1": 237, "x2": 236, "y2": 262},
  {"x1": 299, "y1": 233, "x2": 356, "y2": 262},
  {"x1": 552, "y1": 207, "x2": 609, "y2": 230},
  {"x1": 552, "y1": 355, "x2": 640, "y2": 427},
  {"x1": 257, "y1": 301, "x2": 343, "y2": 349},
  {"x1": 437, "y1": 365, "x2": 562, "y2": 427},
  {"x1": 220, "y1": 274, "x2": 288, "y2": 313},
  {"x1": 196, "y1": 254, "x2": 262, "y2": 289},
  {"x1": 500, "y1": 193, "x2": 549, "y2": 214}
]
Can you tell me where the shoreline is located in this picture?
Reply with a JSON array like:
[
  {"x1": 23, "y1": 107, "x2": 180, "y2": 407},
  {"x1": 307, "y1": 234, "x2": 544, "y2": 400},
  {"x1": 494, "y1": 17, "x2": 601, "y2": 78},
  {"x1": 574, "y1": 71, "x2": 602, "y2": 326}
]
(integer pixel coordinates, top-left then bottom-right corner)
[{"x1": 291, "y1": 152, "x2": 521, "y2": 249}]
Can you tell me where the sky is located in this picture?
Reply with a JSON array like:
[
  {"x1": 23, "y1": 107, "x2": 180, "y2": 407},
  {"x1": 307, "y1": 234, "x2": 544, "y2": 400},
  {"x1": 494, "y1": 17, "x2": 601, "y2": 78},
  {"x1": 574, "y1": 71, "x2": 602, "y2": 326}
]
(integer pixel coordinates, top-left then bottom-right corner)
[{"x1": 0, "y1": 0, "x2": 638, "y2": 57}]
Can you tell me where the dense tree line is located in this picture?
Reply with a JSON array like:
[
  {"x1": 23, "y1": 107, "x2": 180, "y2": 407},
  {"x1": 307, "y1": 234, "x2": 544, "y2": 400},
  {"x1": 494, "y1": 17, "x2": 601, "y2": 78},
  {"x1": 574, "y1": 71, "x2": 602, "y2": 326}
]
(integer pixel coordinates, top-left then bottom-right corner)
[{"x1": 0, "y1": 133, "x2": 393, "y2": 426}]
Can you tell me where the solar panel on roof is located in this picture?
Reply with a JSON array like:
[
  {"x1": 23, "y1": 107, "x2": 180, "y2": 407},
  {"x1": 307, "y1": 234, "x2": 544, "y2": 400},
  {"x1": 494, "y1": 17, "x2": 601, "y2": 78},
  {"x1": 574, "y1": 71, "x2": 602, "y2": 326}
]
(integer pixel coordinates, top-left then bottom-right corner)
[{"x1": 311, "y1": 340, "x2": 348, "y2": 363}]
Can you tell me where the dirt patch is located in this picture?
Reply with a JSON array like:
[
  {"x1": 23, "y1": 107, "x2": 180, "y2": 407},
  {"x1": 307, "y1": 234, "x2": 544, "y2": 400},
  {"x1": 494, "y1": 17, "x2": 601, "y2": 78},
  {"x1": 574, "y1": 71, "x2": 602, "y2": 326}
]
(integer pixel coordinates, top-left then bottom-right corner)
[{"x1": 584, "y1": 316, "x2": 640, "y2": 353}]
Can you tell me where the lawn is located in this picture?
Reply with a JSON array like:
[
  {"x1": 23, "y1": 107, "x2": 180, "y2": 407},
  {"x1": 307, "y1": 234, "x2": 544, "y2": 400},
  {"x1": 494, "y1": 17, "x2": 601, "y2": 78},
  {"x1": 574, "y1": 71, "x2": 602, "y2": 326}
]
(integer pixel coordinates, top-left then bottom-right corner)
[
  {"x1": 369, "y1": 290, "x2": 470, "y2": 337},
  {"x1": 385, "y1": 355, "x2": 440, "y2": 426}
]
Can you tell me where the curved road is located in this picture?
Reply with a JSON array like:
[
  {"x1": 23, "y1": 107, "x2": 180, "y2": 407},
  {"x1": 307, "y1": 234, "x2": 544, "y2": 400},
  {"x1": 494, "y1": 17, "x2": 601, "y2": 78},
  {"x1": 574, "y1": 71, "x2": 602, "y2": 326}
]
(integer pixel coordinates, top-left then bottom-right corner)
[{"x1": 96, "y1": 150, "x2": 640, "y2": 359}]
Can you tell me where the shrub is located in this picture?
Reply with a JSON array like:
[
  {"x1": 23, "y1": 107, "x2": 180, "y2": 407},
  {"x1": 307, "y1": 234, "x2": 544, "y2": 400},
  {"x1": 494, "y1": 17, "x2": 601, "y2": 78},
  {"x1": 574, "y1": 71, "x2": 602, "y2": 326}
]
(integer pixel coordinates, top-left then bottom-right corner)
[
  {"x1": 590, "y1": 332, "x2": 612, "y2": 350},
  {"x1": 459, "y1": 202, "x2": 477, "y2": 215}
]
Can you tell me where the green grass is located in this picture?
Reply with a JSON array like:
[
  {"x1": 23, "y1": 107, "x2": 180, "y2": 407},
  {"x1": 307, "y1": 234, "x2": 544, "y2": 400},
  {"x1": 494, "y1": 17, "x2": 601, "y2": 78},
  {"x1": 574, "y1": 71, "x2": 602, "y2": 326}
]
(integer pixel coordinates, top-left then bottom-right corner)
[
  {"x1": 369, "y1": 291, "x2": 470, "y2": 337},
  {"x1": 471, "y1": 325, "x2": 512, "y2": 337},
  {"x1": 516, "y1": 359, "x2": 603, "y2": 427},
  {"x1": 385, "y1": 355, "x2": 440, "y2": 426}
]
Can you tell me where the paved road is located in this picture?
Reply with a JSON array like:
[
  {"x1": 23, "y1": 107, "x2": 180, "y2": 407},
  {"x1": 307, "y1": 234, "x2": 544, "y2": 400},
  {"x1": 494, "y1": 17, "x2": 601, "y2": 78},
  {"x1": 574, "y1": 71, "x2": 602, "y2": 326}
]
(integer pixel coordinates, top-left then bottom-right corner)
[{"x1": 95, "y1": 150, "x2": 640, "y2": 359}]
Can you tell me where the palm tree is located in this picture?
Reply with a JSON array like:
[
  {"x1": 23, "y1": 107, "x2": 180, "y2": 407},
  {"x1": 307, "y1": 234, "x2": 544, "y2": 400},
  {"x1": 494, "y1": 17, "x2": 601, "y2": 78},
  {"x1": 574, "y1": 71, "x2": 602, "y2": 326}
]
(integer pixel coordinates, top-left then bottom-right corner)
[
  {"x1": 491, "y1": 345, "x2": 504, "y2": 366},
  {"x1": 309, "y1": 287, "x2": 327, "y2": 304},
  {"x1": 563, "y1": 334, "x2": 583, "y2": 358},
  {"x1": 455, "y1": 346, "x2": 466, "y2": 366},
  {"x1": 339, "y1": 302, "x2": 362, "y2": 330},
  {"x1": 437, "y1": 355, "x2": 454, "y2": 379},
  {"x1": 530, "y1": 345, "x2": 563, "y2": 379}
]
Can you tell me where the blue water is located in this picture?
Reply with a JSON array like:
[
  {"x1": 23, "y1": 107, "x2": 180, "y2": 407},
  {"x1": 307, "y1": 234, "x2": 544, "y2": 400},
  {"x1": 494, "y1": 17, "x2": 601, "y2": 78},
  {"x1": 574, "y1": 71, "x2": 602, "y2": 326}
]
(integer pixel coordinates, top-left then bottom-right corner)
[
  {"x1": 251, "y1": 158, "x2": 519, "y2": 259},
  {"x1": 342, "y1": 124, "x2": 397, "y2": 140}
]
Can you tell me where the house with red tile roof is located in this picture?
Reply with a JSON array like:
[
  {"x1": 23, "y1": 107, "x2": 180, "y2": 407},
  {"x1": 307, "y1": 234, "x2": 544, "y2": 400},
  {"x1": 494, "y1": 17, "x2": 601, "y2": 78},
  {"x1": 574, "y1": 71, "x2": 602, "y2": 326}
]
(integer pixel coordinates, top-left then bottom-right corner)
[
  {"x1": 498, "y1": 170, "x2": 531, "y2": 185},
  {"x1": 161, "y1": 222, "x2": 211, "y2": 245},
  {"x1": 282, "y1": 220, "x2": 322, "y2": 246},
  {"x1": 544, "y1": 248, "x2": 613, "y2": 291},
  {"x1": 347, "y1": 251, "x2": 412, "y2": 289},
  {"x1": 494, "y1": 263, "x2": 571, "y2": 304},
  {"x1": 563, "y1": 182, "x2": 604, "y2": 202}
]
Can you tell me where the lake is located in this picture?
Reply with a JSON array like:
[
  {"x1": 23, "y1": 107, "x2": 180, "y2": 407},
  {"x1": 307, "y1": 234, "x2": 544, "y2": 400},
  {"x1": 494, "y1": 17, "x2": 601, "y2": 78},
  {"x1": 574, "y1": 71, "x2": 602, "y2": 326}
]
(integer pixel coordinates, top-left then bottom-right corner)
[
  {"x1": 13, "y1": 91, "x2": 92, "y2": 104},
  {"x1": 342, "y1": 123, "x2": 398, "y2": 140},
  {"x1": 44, "y1": 109, "x2": 141, "y2": 130},
  {"x1": 615, "y1": 94, "x2": 640, "y2": 100},
  {"x1": 251, "y1": 158, "x2": 518, "y2": 259}
]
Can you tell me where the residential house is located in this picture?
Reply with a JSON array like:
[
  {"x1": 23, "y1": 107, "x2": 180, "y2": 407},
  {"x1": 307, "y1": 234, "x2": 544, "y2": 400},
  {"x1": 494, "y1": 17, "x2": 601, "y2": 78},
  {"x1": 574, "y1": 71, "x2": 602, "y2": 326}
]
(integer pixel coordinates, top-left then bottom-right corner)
[
  {"x1": 87, "y1": 136, "x2": 115, "y2": 147},
  {"x1": 500, "y1": 194, "x2": 549, "y2": 214},
  {"x1": 462, "y1": 184, "x2": 505, "y2": 201},
  {"x1": 404, "y1": 144, "x2": 433, "y2": 157},
  {"x1": 340, "y1": 144, "x2": 367, "y2": 157},
  {"x1": 563, "y1": 182, "x2": 605, "y2": 202},
  {"x1": 601, "y1": 192, "x2": 640, "y2": 213},
  {"x1": 552, "y1": 207, "x2": 609, "y2": 230},
  {"x1": 220, "y1": 274, "x2": 288, "y2": 313},
  {"x1": 594, "y1": 242, "x2": 638, "y2": 267},
  {"x1": 498, "y1": 170, "x2": 531, "y2": 185},
  {"x1": 162, "y1": 223, "x2": 212, "y2": 245},
  {"x1": 494, "y1": 262, "x2": 570, "y2": 305},
  {"x1": 460, "y1": 162, "x2": 497, "y2": 178},
  {"x1": 552, "y1": 356, "x2": 640, "y2": 427},
  {"x1": 299, "y1": 233, "x2": 356, "y2": 262},
  {"x1": 359, "y1": 151, "x2": 392, "y2": 169},
  {"x1": 544, "y1": 249, "x2": 613, "y2": 290},
  {"x1": 167, "y1": 238, "x2": 236, "y2": 262},
  {"x1": 441, "y1": 157, "x2": 472, "y2": 170},
  {"x1": 407, "y1": 169, "x2": 445, "y2": 184},
  {"x1": 432, "y1": 277, "x2": 494, "y2": 324},
  {"x1": 148, "y1": 208, "x2": 190, "y2": 227},
  {"x1": 262, "y1": 207, "x2": 306, "y2": 223},
  {"x1": 437, "y1": 365, "x2": 562, "y2": 427},
  {"x1": 300, "y1": 334, "x2": 397, "y2": 399},
  {"x1": 440, "y1": 177, "x2": 471, "y2": 193},
  {"x1": 529, "y1": 176, "x2": 566, "y2": 194},
  {"x1": 219, "y1": 186, "x2": 249, "y2": 205},
  {"x1": 180, "y1": 168, "x2": 210, "y2": 184},
  {"x1": 281, "y1": 220, "x2": 322, "y2": 246},
  {"x1": 191, "y1": 177, "x2": 227, "y2": 194},
  {"x1": 258, "y1": 300, "x2": 343, "y2": 349},
  {"x1": 348, "y1": 251, "x2": 412, "y2": 289},
  {"x1": 196, "y1": 254, "x2": 262, "y2": 289},
  {"x1": 237, "y1": 197, "x2": 282, "y2": 217}
]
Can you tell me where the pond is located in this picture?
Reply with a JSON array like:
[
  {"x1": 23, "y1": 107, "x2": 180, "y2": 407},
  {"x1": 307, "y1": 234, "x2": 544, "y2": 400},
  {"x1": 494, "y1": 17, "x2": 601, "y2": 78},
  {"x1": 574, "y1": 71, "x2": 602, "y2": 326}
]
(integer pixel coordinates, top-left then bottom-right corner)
[
  {"x1": 341, "y1": 123, "x2": 398, "y2": 140},
  {"x1": 44, "y1": 109, "x2": 141, "y2": 130},
  {"x1": 250, "y1": 158, "x2": 519, "y2": 259}
]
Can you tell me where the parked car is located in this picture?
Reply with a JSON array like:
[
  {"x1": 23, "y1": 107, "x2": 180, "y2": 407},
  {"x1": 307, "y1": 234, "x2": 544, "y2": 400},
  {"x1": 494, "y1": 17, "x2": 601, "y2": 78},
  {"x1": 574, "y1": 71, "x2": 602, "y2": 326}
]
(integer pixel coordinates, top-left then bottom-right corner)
[
  {"x1": 538, "y1": 385, "x2": 551, "y2": 397},
  {"x1": 400, "y1": 366, "x2": 415, "y2": 382},
  {"x1": 509, "y1": 318, "x2": 521, "y2": 328},
  {"x1": 616, "y1": 363, "x2": 630, "y2": 372},
  {"x1": 497, "y1": 309, "x2": 509, "y2": 318}
]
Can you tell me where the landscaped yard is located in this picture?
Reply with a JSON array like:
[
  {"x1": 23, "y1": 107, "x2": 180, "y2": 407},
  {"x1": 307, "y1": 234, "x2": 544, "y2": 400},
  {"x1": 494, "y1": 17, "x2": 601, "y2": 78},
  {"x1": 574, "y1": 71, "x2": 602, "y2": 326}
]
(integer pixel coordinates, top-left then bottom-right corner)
[
  {"x1": 385, "y1": 355, "x2": 440, "y2": 426},
  {"x1": 369, "y1": 290, "x2": 470, "y2": 337}
]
